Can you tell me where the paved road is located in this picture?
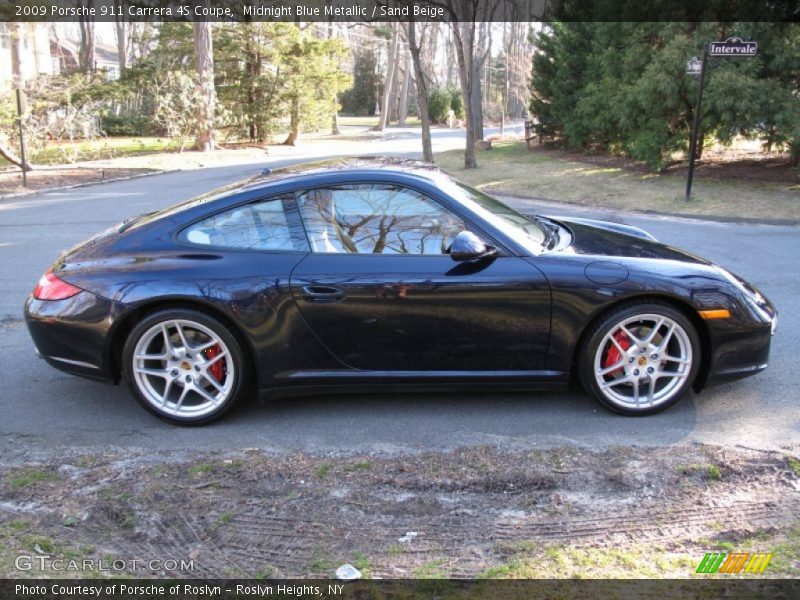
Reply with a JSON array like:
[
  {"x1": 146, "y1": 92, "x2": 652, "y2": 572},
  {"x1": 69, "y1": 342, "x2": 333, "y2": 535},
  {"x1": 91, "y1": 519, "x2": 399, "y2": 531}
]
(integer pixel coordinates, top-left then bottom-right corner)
[{"x1": 1, "y1": 126, "x2": 797, "y2": 460}]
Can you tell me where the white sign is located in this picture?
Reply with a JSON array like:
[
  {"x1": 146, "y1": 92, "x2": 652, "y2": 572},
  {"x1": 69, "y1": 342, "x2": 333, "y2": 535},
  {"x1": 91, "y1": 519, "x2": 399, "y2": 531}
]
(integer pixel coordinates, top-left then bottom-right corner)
[{"x1": 709, "y1": 38, "x2": 757, "y2": 57}]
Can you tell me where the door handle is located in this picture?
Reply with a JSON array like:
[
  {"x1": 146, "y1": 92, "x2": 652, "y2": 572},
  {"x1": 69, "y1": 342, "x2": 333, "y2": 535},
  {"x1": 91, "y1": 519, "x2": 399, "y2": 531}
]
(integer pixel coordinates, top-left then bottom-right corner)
[{"x1": 302, "y1": 285, "x2": 346, "y2": 303}]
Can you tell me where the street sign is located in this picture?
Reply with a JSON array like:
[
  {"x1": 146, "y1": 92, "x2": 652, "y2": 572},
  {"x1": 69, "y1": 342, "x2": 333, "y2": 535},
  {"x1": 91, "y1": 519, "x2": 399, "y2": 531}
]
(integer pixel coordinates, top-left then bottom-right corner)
[
  {"x1": 685, "y1": 36, "x2": 758, "y2": 201},
  {"x1": 708, "y1": 37, "x2": 757, "y2": 57}
]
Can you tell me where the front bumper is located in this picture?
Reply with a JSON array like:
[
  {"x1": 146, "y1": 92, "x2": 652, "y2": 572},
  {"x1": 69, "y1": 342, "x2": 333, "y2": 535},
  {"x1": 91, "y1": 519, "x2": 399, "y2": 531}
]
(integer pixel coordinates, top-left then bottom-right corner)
[
  {"x1": 25, "y1": 291, "x2": 118, "y2": 383},
  {"x1": 701, "y1": 300, "x2": 776, "y2": 389}
]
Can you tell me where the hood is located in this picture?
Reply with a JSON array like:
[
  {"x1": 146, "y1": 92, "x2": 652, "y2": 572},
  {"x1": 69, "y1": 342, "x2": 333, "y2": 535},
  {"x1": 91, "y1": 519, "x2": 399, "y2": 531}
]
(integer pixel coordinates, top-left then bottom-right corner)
[
  {"x1": 546, "y1": 215, "x2": 657, "y2": 242},
  {"x1": 548, "y1": 216, "x2": 710, "y2": 264}
]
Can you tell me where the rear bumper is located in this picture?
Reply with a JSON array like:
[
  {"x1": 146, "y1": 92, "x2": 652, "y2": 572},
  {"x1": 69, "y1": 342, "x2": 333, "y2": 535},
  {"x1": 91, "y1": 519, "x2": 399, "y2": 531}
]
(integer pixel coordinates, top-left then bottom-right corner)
[{"x1": 25, "y1": 291, "x2": 117, "y2": 384}]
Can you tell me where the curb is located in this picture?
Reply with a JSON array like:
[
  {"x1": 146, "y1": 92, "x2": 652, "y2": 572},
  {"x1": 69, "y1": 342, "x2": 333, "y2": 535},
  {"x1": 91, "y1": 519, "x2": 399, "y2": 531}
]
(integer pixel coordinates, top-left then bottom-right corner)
[
  {"x1": 499, "y1": 192, "x2": 800, "y2": 227},
  {"x1": 0, "y1": 169, "x2": 176, "y2": 203}
]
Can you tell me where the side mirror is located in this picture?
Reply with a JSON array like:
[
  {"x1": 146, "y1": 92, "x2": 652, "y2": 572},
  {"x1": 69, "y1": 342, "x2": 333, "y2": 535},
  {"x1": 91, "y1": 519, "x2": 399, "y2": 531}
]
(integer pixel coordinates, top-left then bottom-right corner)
[{"x1": 450, "y1": 231, "x2": 497, "y2": 262}]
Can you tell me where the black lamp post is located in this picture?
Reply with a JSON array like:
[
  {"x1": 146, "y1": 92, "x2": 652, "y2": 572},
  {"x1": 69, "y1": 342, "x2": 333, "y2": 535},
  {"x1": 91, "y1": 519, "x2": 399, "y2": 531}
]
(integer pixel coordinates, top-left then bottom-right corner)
[{"x1": 685, "y1": 49, "x2": 708, "y2": 202}]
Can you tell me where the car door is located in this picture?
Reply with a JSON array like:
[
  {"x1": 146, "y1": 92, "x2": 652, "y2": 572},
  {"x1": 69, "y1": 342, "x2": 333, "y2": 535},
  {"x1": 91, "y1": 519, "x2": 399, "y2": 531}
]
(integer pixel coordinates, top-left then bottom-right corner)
[{"x1": 288, "y1": 183, "x2": 551, "y2": 372}]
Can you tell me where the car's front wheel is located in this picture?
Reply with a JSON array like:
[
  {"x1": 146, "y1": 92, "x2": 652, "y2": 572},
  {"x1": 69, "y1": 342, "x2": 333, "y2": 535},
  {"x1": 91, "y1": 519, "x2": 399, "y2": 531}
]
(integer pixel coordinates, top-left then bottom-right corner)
[
  {"x1": 579, "y1": 302, "x2": 701, "y2": 415},
  {"x1": 122, "y1": 309, "x2": 247, "y2": 424}
]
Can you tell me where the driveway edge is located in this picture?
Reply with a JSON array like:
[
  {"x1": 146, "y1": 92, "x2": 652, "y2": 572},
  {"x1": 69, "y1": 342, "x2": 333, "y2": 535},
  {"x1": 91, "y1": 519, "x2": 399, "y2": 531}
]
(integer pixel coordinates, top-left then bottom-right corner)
[{"x1": 0, "y1": 169, "x2": 175, "y2": 203}]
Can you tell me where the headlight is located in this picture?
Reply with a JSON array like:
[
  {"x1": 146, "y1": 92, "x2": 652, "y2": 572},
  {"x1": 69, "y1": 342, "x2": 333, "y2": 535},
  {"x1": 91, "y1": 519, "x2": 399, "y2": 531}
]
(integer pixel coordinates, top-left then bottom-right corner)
[
  {"x1": 716, "y1": 267, "x2": 760, "y2": 300},
  {"x1": 716, "y1": 267, "x2": 772, "y2": 322}
]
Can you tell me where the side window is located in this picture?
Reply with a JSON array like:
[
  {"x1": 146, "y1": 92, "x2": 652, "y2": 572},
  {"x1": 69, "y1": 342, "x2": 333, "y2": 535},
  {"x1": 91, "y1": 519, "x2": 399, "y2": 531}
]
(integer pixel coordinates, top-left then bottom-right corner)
[
  {"x1": 179, "y1": 196, "x2": 307, "y2": 252},
  {"x1": 296, "y1": 185, "x2": 466, "y2": 255}
]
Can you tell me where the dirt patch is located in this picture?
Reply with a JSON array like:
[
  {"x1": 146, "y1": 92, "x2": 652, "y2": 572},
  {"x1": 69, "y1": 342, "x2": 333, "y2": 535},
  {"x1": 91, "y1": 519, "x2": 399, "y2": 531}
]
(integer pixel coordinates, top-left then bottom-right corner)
[
  {"x1": 0, "y1": 167, "x2": 158, "y2": 196},
  {"x1": 0, "y1": 445, "x2": 798, "y2": 579}
]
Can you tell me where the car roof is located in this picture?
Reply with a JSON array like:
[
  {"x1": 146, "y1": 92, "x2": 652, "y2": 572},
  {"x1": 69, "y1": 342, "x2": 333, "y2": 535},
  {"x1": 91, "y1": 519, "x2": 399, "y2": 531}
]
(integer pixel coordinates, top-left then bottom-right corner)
[
  {"x1": 120, "y1": 158, "x2": 453, "y2": 233},
  {"x1": 239, "y1": 157, "x2": 446, "y2": 193}
]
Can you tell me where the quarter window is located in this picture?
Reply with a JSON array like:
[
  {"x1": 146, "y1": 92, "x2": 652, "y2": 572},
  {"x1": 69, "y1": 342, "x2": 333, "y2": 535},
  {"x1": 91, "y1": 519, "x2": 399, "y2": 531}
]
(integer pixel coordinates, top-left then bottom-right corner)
[
  {"x1": 296, "y1": 185, "x2": 466, "y2": 255},
  {"x1": 179, "y1": 196, "x2": 306, "y2": 252}
]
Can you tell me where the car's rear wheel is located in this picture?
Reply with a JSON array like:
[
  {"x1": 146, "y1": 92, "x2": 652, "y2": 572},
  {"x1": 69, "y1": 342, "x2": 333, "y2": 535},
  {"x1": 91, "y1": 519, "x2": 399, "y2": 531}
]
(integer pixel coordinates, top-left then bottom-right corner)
[
  {"x1": 122, "y1": 309, "x2": 247, "y2": 424},
  {"x1": 579, "y1": 302, "x2": 700, "y2": 415}
]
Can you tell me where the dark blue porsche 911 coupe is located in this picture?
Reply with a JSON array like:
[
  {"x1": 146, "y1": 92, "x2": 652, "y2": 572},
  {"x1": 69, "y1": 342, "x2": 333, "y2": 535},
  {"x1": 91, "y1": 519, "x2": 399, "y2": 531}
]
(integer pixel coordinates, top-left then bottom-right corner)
[{"x1": 25, "y1": 158, "x2": 777, "y2": 424}]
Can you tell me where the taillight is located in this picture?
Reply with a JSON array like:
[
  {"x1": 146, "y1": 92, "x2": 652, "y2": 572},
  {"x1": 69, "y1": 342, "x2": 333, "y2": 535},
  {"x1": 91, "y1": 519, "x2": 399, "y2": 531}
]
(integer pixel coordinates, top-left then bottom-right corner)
[{"x1": 33, "y1": 269, "x2": 82, "y2": 301}]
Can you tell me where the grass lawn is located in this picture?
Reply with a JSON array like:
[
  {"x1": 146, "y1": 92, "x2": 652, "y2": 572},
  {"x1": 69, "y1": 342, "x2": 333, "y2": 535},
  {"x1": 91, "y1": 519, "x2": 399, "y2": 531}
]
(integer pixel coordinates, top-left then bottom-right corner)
[
  {"x1": 0, "y1": 137, "x2": 183, "y2": 167},
  {"x1": 435, "y1": 141, "x2": 800, "y2": 222}
]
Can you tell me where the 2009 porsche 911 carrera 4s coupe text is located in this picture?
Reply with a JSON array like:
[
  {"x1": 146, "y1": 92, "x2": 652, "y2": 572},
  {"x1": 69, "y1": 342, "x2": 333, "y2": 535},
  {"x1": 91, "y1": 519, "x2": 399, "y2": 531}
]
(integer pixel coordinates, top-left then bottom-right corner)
[{"x1": 25, "y1": 159, "x2": 777, "y2": 424}]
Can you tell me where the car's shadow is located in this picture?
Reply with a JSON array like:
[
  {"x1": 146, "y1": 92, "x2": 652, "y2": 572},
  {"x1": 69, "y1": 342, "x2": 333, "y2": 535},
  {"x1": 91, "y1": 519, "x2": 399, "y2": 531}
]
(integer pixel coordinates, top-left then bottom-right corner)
[{"x1": 210, "y1": 385, "x2": 701, "y2": 450}]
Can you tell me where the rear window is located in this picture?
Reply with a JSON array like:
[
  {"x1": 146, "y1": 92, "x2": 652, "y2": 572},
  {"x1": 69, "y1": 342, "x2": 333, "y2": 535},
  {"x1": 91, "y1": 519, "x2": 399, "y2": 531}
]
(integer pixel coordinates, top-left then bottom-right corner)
[{"x1": 179, "y1": 196, "x2": 307, "y2": 252}]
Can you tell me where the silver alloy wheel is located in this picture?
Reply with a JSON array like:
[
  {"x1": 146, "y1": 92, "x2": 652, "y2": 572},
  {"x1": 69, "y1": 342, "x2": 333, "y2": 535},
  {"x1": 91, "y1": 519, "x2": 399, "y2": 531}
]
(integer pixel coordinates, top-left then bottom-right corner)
[
  {"x1": 131, "y1": 319, "x2": 235, "y2": 418},
  {"x1": 593, "y1": 313, "x2": 692, "y2": 410}
]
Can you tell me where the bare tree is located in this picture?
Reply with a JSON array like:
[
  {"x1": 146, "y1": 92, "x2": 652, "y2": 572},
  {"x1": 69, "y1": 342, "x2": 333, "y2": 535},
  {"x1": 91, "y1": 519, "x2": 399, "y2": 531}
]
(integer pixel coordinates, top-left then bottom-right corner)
[
  {"x1": 405, "y1": 21, "x2": 434, "y2": 162},
  {"x1": 193, "y1": 15, "x2": 217, "y2": 151},
  {"x1": 450, "y1": 18, "x2": 478, "y2": 168},
  {"x1": 397, "y1": 49, "x2": 410, "y2": 126},
  {"x1": 470, "y1": 21, "x2": 492, "y2": 141},
  {"x1": 374, "y1": 23, "x2": 399, "y2": 132},
  {"x1": 446, "y1": 0, "x2": 499, "y2": 168},
  {"x1": 78, "y1": 0, "x2": 96, "y2": 75},
  {"x1": 132, "y1": 22, "x2": 155, "y2": 61},
  {"x1": 328, "y1": 18, "x2": 340, "y2": 135},
  {"x1": 113, "y1": 0, "x2": 127, "y2": 75}
]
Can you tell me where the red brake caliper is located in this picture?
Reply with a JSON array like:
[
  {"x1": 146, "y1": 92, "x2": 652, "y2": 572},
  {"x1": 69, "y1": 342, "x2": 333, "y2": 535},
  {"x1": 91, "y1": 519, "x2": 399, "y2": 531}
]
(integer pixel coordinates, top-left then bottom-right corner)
[
  {"x1": 603, "y1": 331, "x2": 631, "y2": 377},
  {"x1": 204, "y1": 345, "x2": 225, "y2": 383}
]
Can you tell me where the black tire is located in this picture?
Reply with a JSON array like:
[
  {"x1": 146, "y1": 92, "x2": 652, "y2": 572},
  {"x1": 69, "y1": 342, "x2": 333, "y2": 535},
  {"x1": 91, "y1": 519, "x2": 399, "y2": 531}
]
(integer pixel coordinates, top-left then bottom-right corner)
[
  {"x1": 122, "y1": 308, "x2": 248, "y2": 425},
  {"x1": 578, "y1": 301, "x2": 701, "y2": 416}
]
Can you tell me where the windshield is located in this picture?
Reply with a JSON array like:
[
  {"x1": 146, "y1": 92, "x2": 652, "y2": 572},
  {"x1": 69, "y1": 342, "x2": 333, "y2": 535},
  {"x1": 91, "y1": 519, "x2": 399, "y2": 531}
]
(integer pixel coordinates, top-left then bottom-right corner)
[{"x1": 436, "y1": 176, "x2": 548, "y2": 253}]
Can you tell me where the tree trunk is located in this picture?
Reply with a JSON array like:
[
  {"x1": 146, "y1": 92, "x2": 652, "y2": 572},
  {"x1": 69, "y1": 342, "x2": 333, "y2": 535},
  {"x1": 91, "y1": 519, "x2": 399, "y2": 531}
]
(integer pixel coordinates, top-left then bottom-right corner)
[
  {"x1": 470, "y1": 73, "x2": 484, "y2": 141},
  {"x1": 193, "y1": 16, "x2": 216, "y2": 152},
  {"x1": 470, "y1": 21, "x2": 491, "y2": 141},
  {"x1": 398, "y1": 50, "x2": 410, "y2": 126},
  {"x1": 283, "y1": 95, "x2": 300, "y2": 146},
  {"x1": 114, "y1": 0, "x2": 127, "y2": 75},
  {"x1": 244, "y1": 22, "x2": 261, "y2": 142},
  {"x1": 79, "y1": 3, "x2": 96, "y2": 75},
  {"x1": 137, "y1": 22, "x2": 153, "y2": 60},
  {"x1": 375, "y1": 24, "x2": 399, "y2": 132},
  {"x1": 451, "y1": 20, "x2": 477, "y2": 169},
  {"x1": 328, "y1": 19, "x2": 340, "y2": 135},
  {"x1": 407, "y1": 22, "x2": 433, "y2": 162},
  {"x1": 445, "y1": 25, "x2": 456, "y2": 87},
  {"x1": 331, "y1": 104, "x2": 340, "y2": 135}
]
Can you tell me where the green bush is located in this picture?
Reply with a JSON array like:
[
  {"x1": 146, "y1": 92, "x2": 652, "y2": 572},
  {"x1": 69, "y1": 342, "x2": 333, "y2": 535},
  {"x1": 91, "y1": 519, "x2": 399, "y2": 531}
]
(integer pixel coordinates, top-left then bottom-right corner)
[
  {"x1": 427, "y1": 86, "x2": 451, "y2": 123},
  {"x1": 448, "y1": 86, "x2": 464, "y2": 120},
  {"x1": 529, "y1": 22, "x2": 800, "y2": 171},
  {"x1": 100, "y1": 114, "x2": 157, "y2": 137}
]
